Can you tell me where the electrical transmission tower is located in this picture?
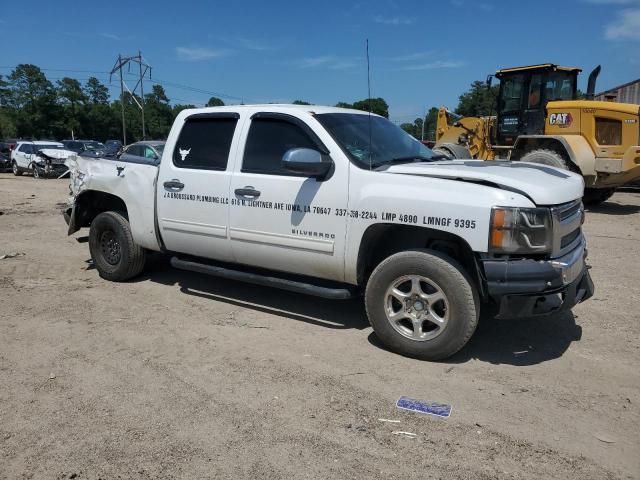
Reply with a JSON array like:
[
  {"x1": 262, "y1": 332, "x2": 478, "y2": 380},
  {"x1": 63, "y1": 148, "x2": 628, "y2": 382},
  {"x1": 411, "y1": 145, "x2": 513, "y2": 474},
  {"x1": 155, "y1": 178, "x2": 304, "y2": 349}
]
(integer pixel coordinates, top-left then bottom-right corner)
[{"x1": 109, "y1": 51, "x2": 152, "y2": 144}]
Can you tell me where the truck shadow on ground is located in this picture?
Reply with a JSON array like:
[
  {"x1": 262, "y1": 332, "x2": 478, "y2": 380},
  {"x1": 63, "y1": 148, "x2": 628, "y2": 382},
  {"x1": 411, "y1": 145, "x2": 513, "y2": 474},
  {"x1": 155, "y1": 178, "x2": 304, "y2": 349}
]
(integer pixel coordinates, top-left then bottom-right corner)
[
  {"x1": 586, "y1": 201, "x2": 640, "y2": 215},
  {"x1": 139, "y1": 257, "x2": 370, "y2": 331},
  {"x1": 368, "y1": 309, "x2": 582, "y2": 366},
  {"x1": 140, "y1": 256, "x2": 582, "y2": 365}
]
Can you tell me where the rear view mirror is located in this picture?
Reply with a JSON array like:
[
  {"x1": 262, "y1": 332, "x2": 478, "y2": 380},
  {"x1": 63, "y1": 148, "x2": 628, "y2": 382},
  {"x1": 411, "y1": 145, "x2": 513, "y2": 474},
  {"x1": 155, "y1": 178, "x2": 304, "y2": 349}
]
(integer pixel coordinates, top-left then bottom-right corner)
[{"x1": 282, "y1": 148, "x2": 332, "y2": 179}]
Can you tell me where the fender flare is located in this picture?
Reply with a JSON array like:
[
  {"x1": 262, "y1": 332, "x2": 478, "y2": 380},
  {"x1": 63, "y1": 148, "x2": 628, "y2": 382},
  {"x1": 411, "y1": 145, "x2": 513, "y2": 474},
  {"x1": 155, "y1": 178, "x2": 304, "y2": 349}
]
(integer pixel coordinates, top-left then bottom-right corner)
[{"x1": 512, "y1": 135, "x2": 596, "y2": 177}]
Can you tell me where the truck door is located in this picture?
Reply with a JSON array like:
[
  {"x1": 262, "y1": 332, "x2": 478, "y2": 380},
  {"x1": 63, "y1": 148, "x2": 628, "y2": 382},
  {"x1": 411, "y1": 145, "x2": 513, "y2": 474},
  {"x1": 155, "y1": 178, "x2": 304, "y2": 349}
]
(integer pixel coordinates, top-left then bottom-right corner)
[
  {"x1": 156, "y1": 112, "x2": 241, "y2": 261},
  {"x1": 228, "y1": 111, "x2": 348, "y2": 282}
]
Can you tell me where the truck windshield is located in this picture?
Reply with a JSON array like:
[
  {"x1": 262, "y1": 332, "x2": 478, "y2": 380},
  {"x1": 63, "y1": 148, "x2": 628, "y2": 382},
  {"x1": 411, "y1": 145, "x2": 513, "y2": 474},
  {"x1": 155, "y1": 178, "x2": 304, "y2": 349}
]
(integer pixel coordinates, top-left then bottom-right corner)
[{"x1": 315, "y1": 113, "x2": 438, "y2": 169}]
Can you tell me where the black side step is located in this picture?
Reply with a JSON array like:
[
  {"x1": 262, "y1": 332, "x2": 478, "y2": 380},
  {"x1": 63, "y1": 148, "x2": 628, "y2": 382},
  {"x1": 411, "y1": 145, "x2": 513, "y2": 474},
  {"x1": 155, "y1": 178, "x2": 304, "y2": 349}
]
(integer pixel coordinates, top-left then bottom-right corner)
[{"x1": 170, "y1": 257, "x2": 354, "y2": 300}]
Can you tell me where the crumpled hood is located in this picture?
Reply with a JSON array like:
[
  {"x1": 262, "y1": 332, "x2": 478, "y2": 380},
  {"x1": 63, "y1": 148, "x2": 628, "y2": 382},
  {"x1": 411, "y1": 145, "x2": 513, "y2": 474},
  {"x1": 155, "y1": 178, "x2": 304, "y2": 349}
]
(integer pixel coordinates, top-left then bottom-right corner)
[
  {"x1": 385, "y1": 160, "x2": 584, "y2": 205},
  {"x1": 37, "y1": 148, "x2": 77, "y2": 159}
]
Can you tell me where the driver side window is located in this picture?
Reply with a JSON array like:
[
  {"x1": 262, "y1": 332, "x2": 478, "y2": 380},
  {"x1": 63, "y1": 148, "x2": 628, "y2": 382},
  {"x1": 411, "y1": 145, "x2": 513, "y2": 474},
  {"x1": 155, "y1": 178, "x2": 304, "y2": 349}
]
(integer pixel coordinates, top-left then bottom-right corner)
[{"x1": 242, "y1": 118, "x2": 317, "y2": 175}]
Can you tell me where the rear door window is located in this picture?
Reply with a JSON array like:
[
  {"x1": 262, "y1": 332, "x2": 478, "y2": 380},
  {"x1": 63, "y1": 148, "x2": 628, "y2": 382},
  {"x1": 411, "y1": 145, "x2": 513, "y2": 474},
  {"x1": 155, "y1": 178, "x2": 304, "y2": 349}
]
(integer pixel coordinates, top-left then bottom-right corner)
[{"x1": 173, "y1": 115, "x2": 238, "y2": 170}]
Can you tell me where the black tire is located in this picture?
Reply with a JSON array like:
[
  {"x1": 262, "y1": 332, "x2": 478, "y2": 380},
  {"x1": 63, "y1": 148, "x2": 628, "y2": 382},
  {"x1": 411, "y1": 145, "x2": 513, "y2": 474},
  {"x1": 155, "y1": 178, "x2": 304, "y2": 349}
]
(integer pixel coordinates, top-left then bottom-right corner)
[
  {"x1": 89, "y1": 211, "x2": 146, "y2": 281},
  {"x1": 365, "y1": 249, "x2": 479, "y2": 361},
  {"x1": 30, "y1": 162, "x2": 40, "y2": 179},
  {"x1": 583, "y1": 188, "x2": 615, "y2": 207},
  {"x1": 12, "y1": 161, "x2": 22, "y2": 176},
  {"x1": 520, "y1": 148, "x2": 572, "y2": 170}
]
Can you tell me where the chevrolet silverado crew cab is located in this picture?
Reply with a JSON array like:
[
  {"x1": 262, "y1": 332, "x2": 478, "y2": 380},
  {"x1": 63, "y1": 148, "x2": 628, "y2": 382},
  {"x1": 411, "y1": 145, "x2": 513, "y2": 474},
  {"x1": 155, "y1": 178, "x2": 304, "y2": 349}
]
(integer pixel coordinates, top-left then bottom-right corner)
[{"x1": 64, "y1": 105, "x2": 594, "y2": 360}]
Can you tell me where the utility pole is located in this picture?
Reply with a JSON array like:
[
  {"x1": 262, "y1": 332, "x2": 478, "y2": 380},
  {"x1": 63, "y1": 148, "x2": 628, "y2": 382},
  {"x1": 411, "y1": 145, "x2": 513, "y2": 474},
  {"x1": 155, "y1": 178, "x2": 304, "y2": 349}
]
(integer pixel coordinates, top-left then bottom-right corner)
[{"x1": 110, "y1": 52, "x2": 152, "y2": 144}]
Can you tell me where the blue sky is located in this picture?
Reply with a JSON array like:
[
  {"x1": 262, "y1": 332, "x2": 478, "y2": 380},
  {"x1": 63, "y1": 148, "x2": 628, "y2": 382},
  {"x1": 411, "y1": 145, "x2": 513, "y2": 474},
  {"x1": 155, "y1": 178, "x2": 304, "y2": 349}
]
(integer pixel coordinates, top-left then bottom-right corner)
[{"x1": 1, "y1": 0, "x2": 639, "y2": 122}]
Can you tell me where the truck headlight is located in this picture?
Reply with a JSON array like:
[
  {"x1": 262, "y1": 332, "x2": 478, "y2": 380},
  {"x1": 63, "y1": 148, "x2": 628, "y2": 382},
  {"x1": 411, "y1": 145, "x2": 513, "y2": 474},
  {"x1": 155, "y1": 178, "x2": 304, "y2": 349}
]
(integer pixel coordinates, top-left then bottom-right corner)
[{"x1": 489, "y1": 206, "x2": 552, "y2": 254}]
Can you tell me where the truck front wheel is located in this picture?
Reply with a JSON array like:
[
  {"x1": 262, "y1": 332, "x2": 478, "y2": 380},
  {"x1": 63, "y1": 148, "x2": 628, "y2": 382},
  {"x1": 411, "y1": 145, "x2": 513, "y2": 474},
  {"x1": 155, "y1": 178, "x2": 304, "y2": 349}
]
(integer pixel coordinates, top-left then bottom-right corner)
[
  {"x1": 89, "y1": 211, "x2": 146, "y2": 281},
  {"x1": 365, "y1": 249, "x2": 479, "y2": 361}
]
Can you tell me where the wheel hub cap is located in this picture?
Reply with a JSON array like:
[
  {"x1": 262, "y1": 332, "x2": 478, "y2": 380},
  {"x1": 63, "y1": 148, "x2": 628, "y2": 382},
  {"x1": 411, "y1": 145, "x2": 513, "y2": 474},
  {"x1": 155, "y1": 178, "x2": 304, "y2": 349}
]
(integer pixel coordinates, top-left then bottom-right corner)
[
  {"x1": 384, "y1": 275, "x2": 450, "y2": 341},
  {"x1": 100, "y1": 231, "x2": 121, "y2": 265}
]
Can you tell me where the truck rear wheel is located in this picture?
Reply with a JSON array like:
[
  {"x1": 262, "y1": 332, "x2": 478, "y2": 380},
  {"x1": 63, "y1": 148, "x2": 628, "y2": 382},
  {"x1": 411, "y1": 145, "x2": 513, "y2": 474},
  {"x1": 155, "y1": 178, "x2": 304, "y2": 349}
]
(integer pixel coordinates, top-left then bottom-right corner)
[
  {"x1": 89, "y1": 211, "x2": 146, "y2": 281},
  {"x1": 520, "y1": 148, "x2": 571, "y2": 170},
  {"x1": 365, "y1": 249, "x2": 479, "y2": 361}
]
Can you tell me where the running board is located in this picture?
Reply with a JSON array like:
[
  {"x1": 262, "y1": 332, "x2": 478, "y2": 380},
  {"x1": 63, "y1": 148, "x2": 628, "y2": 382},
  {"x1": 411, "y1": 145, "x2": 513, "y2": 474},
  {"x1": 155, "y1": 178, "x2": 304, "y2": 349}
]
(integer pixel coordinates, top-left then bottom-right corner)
[{"x1": 170, "y1": 257, "x2": 354, "y2": 300}]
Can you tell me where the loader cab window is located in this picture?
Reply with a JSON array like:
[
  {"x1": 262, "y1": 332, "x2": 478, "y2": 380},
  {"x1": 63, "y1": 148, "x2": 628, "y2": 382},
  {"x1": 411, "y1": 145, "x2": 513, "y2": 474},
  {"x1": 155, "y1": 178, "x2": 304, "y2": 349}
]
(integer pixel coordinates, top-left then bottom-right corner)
[
  {"x1": 499, "y1": 74, "x2": 525, "y2": 113},
  {"x1": 545, "y1": 71, "x2": 576, "y2": 102},
  {"x1": 528, "y1": 74, "x2": 543, "y2": 109}
]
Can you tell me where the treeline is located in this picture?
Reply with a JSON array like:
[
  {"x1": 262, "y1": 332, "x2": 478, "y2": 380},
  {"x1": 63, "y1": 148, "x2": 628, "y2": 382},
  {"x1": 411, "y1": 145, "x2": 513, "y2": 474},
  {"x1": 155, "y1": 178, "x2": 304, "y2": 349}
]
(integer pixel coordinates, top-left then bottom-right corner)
[
  {"x1": 399, "y1": 81, "x2": 499, "y2": 141},
  {"x1": 0, "y1": 63, "x2": 497, "y2": 143},
  {"x1": 0, "y1": 64, "x2": 209, "y2": 142}
]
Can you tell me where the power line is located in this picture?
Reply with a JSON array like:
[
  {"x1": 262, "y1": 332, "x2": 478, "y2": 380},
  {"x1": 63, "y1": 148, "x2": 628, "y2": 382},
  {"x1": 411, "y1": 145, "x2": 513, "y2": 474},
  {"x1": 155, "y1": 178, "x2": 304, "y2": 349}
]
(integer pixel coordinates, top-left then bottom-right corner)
[{"x1": 0, "y1": 64, "x2": 248, "y2": 103}]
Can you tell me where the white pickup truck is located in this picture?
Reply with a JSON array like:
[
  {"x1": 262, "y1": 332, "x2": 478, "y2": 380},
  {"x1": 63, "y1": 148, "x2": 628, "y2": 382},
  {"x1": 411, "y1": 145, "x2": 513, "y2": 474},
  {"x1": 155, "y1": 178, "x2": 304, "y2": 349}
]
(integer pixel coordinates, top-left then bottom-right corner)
[{"x1": 64, "y1": 105, "x2": 594, "y2": 360}]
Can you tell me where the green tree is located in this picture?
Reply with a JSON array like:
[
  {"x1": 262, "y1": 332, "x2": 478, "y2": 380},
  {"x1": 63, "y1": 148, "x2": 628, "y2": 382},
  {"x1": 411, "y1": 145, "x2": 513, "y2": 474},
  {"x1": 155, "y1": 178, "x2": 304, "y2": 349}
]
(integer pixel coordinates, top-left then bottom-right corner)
[
  {"x1": 56, "y1": 77, "x2": 88, "y2": 138},
  {"x1": 292, "y1": 100, "x2": 311, "y2": 105},
  {"x1": 335, "y1": 101, "x2": 353, "y2": 109},
  {"x1": 455, "y1": 80, "x2": 498, "y2": 117},
  {"x1": 423, "y1": 107, "x2": 439, "y2": 141},
  {"x1": 145, "y1": 85, "x2": 174, "y2": 139},
  {"x1": 206, "y1": 96, "x2": 224, "y2": 107},
  {"x1": 84, "y1": 77, "x2": 110, "y2": 105},
  {"x1": 335, "y1": 98, "x2": 389, "y2": 118},
  {"x1": 8, "y1": 64, "x2": 59, "y2": 139}
]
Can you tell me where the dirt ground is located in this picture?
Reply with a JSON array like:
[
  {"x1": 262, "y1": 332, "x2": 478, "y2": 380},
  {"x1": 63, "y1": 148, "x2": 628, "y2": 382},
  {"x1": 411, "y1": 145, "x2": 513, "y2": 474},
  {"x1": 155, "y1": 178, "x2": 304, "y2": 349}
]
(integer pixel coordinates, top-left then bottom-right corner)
[{"x1": 0, "y1": 173, "x2": 638, "y2": 480}]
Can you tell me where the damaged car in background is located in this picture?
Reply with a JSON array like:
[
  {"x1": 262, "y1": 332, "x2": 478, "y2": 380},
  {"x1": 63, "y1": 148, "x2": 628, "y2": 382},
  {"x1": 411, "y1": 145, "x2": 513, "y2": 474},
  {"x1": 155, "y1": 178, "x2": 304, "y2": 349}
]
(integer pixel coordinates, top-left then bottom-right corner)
[{"x1": 11, "y1": 141, "x2": 77, "y2": 178}]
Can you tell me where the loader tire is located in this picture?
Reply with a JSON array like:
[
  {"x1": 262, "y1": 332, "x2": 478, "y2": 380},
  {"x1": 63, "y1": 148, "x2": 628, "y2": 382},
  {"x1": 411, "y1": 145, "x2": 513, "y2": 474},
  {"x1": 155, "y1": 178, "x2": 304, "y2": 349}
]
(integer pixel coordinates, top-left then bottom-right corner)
[
  {"x1": 520, "y1": 149, "x2": 572, "y2": 170},
  {"x1": 365, "y1": 249, "x2": 479, "y2": 361},
  {"x1": 583, "y1": 188, "x2": 615, "y2": 207},
  {"x1": 89, "y1": 211, "x2": 146, "y2": 281}
]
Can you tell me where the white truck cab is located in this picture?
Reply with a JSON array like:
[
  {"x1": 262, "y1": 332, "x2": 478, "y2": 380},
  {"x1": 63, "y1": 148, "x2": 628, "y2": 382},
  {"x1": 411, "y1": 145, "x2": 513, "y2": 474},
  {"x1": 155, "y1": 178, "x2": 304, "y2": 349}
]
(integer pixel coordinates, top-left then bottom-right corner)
[{"x1": 64, "y1": 105, "x2": 594, "y2": 360}]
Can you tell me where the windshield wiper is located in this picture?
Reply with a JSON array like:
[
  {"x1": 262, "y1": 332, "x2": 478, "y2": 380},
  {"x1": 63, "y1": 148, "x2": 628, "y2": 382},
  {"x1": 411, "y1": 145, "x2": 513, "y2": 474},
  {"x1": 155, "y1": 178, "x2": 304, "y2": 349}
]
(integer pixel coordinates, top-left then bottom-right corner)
[{"x1": 374, "y1": 154, "x2": 447, "y2": 170}]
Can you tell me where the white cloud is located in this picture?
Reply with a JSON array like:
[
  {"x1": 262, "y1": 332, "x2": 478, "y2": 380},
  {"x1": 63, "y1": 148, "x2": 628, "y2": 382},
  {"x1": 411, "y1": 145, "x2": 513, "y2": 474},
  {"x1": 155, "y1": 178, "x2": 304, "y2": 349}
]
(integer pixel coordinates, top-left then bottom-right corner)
[
  {"x1": 373, "y1": 15, "x2": 415, "y2": 25},
  {"x1": 585, "y1": 0, "x2": 638, "y2": 4},
  {"x1": 233, "y1": 37, "x2": 277, "y2": 51},
  {"x1": 298, "y1": 55, "x2": 361, "y2": 70},
  {"x1": 403, "y1": 60, "x2": 465, "y2": 71},
  {"x1": 389, "y1": 51, "x2": 434, "y2": 62},
  {"x1": 450, "y1": 0, "x2": 494, "y2": 10},
  {"x1": 99, "y1": 33, "x2": 120, "y2": 40},
  {"x1": 605, "y1": 8, "x2": 640, "y2": 40},
  {"x1": 175, "y1": 47, "x2": 229, "y2": 61}
]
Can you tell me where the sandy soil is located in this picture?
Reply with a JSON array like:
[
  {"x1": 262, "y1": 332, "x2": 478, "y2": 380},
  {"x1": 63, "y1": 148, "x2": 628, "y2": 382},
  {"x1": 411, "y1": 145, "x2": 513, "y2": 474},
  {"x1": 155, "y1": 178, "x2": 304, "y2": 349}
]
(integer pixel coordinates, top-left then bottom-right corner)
[{"x1": 0, "y1": 173, "x2": 638, "y2": 479}]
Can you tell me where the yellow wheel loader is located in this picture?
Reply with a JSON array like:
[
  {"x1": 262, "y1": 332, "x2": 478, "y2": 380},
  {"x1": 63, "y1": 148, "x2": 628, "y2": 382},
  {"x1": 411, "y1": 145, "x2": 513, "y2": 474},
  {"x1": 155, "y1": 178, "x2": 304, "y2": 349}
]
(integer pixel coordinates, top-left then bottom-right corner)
[{"x1": 434, "y1": 64, "x2": 640, "y2": 205}]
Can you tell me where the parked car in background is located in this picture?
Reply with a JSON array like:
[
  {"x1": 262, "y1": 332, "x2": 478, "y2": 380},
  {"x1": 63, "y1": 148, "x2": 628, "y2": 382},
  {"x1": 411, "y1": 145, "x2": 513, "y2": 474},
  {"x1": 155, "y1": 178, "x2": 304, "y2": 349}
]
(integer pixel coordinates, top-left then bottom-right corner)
[
  {"x1": 0, "y1": 141, "x2": 16, "y2": 172},
  {"x1": 104, "y1": 140, "x2": 123, "y2": 156},
  {"x1": 118, "y1": 141, "x2": 165, "y2": 165},
  {"x1": 62, "y1": 140, "x2": 107, "y2": 158},
  {"x1": 11, "y1": 141, "x2": 76, "y2": 178}
]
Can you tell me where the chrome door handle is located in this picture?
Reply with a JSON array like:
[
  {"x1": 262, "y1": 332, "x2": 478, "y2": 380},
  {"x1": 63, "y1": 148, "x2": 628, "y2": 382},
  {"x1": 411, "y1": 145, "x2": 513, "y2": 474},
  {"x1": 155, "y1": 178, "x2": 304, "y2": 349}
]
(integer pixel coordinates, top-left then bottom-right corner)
[
  {"x1": 163, "y1": 179, "x2": 184, "y2": 191},
  {"x1": 234, "y1": 186, "x2": 261, "y2": 198}
]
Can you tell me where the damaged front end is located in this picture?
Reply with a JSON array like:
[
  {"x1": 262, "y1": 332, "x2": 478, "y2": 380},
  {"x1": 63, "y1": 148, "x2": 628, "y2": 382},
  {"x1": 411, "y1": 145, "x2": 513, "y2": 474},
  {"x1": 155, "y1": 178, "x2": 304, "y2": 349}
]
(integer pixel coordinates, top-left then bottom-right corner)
[
  {"x1": 64, "y1": 155, "x2": 89, "y2": 234},
  {"x1": 33, "y1": 148, "x2": 77, "y2": 179}
]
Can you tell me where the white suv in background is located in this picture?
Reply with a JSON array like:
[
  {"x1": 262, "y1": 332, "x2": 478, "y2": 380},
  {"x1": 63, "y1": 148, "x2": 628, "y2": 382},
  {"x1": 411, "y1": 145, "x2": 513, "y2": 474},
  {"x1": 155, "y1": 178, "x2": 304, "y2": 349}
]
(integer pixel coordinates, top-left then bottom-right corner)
[{"x1": 11, "y1": 141, "x2": 75, "y2": 178}]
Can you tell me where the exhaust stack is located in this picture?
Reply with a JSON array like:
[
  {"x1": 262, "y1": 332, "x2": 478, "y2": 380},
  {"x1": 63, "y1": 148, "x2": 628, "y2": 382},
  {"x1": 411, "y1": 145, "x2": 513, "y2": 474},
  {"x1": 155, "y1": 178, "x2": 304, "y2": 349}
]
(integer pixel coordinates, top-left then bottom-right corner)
[{"x1": 586, "y1": 65, "x2": 601, "y2": 100}]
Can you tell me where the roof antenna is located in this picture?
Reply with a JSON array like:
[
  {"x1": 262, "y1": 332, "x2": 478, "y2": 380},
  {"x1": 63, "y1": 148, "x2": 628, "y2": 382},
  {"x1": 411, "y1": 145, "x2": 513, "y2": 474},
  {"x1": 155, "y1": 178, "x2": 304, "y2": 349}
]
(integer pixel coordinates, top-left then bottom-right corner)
[{"x1": 366, "y1": 38, "x2": 372, "y2": 171}]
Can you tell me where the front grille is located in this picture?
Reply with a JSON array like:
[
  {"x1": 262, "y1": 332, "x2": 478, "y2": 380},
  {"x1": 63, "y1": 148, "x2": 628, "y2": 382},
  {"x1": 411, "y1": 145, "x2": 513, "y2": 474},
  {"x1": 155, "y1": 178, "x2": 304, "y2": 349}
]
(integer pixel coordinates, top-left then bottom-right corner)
[
  {"x1": 558, "y1": 201, "x2": 581, "y2": 221},
  {"x1": 561, "y1": 228, "x2": 581, "y2": 249},
  {"x1": 550, "y1": 200, "x2": 583, "y2": 258}
]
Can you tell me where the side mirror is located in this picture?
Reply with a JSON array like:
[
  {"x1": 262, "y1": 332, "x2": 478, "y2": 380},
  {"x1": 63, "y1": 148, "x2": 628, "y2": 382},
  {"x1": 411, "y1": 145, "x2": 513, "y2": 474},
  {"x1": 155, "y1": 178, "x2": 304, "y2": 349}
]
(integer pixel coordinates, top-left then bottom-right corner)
[{"x1": 282, "y1": 148, "x2": 332, "y2": 178}]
